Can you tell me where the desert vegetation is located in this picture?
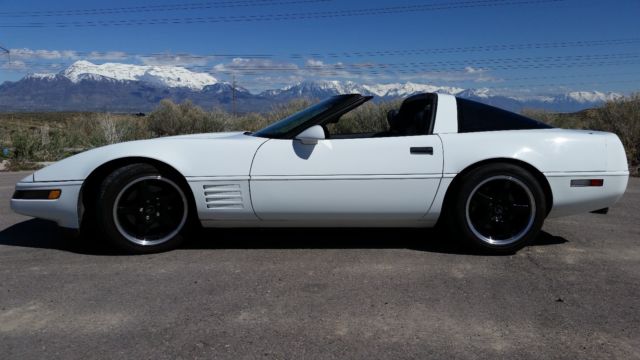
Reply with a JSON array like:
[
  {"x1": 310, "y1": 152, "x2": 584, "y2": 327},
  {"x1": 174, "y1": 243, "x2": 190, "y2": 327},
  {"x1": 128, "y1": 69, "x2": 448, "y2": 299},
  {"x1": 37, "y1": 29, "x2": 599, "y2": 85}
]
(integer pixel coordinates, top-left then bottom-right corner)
[
  {"x1": 1, "y1": 95, "x2": 638, "y2": 174},
  {"x1": 522, "y1": 93, "x2": 639, "y2": 175}
]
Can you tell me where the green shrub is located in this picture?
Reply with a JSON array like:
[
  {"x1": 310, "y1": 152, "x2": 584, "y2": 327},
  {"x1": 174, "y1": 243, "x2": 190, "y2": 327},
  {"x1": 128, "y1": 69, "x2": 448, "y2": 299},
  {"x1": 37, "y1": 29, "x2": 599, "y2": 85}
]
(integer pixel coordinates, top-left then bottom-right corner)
[
  {"x1": 588, "y1": 94, "x2": 640, "y2": 175},
  {"x1": 148, "y1": 100, "x2": 226, "y2": 136},
  {"x1": 10, "y1": 129, "x2": 40, "y2": 161},
  {"x1": 524, "y1": 94, "x2": 639, "y2": 175},
  {"x1": 3, "y1": 95, "x2": 638, "y2": 176},
  {"x1": 329, "y1": 100, "x2": 399, "y2": 134}
]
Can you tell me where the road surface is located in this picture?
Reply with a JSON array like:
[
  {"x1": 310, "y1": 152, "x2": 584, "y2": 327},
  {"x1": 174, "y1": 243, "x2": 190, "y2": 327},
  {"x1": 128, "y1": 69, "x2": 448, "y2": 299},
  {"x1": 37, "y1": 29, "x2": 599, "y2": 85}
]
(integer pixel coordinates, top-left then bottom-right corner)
[{"x1": 1, "y1": 171, "x2": 639, "y2": 359}]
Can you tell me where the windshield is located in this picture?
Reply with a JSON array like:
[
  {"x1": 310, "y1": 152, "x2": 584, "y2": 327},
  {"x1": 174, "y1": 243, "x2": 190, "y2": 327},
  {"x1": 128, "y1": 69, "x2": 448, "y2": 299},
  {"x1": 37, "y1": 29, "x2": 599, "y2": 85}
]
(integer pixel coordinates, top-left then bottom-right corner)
[{"x1": 253, "y1": 95, "x2": 356, "y2": 138}]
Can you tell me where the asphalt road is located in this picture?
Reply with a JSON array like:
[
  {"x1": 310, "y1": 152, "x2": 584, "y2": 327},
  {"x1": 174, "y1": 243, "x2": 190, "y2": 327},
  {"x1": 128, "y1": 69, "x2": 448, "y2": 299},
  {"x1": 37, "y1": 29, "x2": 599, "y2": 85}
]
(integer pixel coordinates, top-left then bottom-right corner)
[{"x1": 1, "y1": 171, "x2": 639, "y2": 359}]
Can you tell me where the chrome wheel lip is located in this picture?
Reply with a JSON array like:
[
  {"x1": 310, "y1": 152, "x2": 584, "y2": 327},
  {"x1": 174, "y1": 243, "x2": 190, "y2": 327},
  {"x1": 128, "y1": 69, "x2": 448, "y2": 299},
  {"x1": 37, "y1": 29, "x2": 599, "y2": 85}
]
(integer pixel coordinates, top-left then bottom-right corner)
[
  {"x1": 113, "y1": 175, "x2": 188, "y2": 247},
  {"x1": 465, "y1": 175, "x2": 536, "y2": 246}
]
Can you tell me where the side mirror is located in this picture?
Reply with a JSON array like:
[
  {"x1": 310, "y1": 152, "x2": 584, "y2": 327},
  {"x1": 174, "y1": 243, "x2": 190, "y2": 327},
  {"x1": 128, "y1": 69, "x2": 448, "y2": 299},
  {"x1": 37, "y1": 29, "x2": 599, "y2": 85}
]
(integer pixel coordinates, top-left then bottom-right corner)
[{"x1": 295, "y1": 125, "x2": 325, "y2": 145}]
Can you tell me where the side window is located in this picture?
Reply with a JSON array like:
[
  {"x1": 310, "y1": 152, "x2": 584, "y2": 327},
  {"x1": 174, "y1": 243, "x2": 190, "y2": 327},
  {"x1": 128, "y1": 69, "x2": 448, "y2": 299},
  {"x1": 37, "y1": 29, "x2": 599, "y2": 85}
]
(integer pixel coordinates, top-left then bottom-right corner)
[
  {"x1": 388, "y1": 101, "x2": 434, "y2": 136},
  {"x1": 457, "y1": 98, "x2": 552, "y2": 133},
  {"x1": 327, "y1": 95, "x2": 436, "y2": 139},
  {"x1": 326, "y1": 102, "x2": 391, "y2": 139}
]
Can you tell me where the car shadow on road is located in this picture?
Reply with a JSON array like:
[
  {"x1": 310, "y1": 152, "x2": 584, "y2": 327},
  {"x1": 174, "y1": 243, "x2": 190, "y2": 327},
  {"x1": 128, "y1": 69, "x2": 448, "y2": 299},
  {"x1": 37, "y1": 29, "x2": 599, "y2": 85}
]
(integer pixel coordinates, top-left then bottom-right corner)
[{"x1": 0, "y1": 218, "x2": 568, "y2": 256}]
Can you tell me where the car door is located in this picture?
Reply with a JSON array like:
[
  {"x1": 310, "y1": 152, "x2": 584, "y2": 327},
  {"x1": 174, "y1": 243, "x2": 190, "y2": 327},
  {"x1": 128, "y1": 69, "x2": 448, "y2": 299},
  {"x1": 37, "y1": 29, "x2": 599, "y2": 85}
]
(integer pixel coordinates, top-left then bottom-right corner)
[{"x1": 249, "y1": 135, "x2": 443, "y2": 222}]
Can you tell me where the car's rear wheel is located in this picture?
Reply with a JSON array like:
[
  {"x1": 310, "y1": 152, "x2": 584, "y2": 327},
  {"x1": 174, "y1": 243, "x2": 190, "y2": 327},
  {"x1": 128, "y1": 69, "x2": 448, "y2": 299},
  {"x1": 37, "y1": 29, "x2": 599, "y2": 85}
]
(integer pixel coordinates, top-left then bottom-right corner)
[
  {"x1": 96, "y1": 163, "x2": 190, "y2": 254},
  {"x1": 450, "y1": 163, "x2": 547, "y2": 254}
]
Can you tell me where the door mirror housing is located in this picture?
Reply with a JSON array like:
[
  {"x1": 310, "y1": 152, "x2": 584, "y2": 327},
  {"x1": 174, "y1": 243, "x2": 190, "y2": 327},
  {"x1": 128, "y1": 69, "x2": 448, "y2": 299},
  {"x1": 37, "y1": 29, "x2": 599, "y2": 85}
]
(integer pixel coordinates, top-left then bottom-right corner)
[{"x1": 295, "y1": 125, "x2": 325, "y2": 145}]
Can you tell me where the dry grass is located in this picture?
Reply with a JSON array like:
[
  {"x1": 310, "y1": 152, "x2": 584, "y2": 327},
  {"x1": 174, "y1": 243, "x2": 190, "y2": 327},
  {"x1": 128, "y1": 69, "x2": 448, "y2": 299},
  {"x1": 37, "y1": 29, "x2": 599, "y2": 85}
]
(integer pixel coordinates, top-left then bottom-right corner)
[
  {"x1": 524, "y1": 93, "x2": 639, "y2": 175},
  {"x1": 0, "y1": 112, "x2": 149, "y2": 163}
]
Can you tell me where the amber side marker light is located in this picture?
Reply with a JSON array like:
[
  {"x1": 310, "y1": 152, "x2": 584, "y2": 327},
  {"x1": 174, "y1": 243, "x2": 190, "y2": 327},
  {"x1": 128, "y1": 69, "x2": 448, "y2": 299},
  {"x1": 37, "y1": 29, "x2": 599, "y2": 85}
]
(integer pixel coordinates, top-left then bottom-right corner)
[
  {"x1": 48, "y1": 190, "x2": 62, "y2": 199},
  {"x1": 570, "y1": 179, "x2": 604, "y2": 187},
  {"x1": 12, "y1": 189, "x2": 62, "y2": 200}
]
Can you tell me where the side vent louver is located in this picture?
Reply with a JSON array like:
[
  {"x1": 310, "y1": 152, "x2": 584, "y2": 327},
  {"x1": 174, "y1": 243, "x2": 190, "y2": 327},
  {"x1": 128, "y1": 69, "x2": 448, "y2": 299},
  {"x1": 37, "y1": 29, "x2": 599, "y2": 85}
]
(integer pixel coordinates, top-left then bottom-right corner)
[{"x1": 203, "y1": 184, "x2": 244, "y2": 210}]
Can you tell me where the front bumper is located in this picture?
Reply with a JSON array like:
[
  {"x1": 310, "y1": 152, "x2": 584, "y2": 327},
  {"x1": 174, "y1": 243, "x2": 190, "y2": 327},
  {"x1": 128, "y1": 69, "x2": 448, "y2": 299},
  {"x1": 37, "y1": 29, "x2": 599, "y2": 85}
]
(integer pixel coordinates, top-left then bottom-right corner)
[{"x1": 10, "y1": 180, "x2": 83, "y2": 228}]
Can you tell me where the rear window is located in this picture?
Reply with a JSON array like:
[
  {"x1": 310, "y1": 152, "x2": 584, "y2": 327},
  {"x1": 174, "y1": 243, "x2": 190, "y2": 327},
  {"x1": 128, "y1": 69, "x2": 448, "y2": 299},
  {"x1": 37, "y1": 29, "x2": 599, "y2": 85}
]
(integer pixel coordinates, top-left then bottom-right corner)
[{"x1": 456, "y1": 98, "x2": 552, "y2": 133}]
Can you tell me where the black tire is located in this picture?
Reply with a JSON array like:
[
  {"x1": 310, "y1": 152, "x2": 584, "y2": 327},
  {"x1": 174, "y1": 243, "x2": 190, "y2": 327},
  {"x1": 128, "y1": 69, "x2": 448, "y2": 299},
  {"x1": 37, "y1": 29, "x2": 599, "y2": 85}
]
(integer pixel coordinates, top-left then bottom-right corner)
[
  {"x1": 96, "y1": 163, "x2": 191, "y2": 254},
  {"x1": 449, "y1": 163, "x2": 547, "y2": 254}
]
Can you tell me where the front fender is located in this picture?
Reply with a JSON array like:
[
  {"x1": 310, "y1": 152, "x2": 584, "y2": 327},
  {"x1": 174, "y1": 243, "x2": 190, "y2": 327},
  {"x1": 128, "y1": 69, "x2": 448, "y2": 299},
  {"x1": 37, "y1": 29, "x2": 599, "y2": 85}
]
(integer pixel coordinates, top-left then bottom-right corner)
[{"x1": 33, "y1": 132, "x2": 268, "y2": 182}]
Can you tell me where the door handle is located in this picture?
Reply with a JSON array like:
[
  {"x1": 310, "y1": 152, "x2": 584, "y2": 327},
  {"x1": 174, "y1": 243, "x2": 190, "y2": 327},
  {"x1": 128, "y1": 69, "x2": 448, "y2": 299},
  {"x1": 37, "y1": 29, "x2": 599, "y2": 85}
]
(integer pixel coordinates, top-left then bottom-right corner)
[{"x1": 410, "y1": 147, "x2": 433, "y2": 155}]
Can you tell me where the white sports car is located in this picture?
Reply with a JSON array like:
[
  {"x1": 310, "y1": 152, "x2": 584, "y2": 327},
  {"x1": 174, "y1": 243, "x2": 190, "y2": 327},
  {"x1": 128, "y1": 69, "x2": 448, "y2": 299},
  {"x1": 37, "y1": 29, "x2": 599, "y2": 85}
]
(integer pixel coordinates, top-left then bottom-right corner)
[{"x1": 11, "y1": 93, "x2": 629, "y2": 254}]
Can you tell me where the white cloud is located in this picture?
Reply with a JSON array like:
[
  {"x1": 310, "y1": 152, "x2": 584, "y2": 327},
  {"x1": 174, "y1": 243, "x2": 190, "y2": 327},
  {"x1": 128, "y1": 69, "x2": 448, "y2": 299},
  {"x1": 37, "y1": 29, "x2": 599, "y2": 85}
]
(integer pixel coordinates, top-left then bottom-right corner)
[
  {"x1": 87, "y1": 51, "x2": 129, "y2": 61},
  {"x1": 1, "y1": 60, "x2": 27, "y2": 70},
  {"x1": 306, "y1": 59, "x2": 325, "y2": 67},
  {"x1": 1, "y1": 49, "x2": 527, "y2": 94},
  {"x1": 464, "y1": 66, "x2": 485, "y2": 74},
  {"x1": 211, "y1": 58, "x2": 303, "y2": 91},
  {"x1": 9, "y1": 48, "x2": 142, "y2": 63},
  {"x1": 399, "y1": 67, "x2": 498, "y2": 84},
  {"x1": 303, "y1": 59, "x2": 356, "y2": 77},
  {"x1": 10, "y1": 49, "x2": 134, "y2": 62},
  {"x1": 213, "y1": 57, "x2": 299, "y2": 73},
  {"x1": 10, "y1": 48, "x2": 78, "y2": 60},
  {"x1": 137, "y1": 53, "x2": 209, "y2": 67},
  {"x1": 243, "y1": 74, "x2": 306, "y2": 92}
]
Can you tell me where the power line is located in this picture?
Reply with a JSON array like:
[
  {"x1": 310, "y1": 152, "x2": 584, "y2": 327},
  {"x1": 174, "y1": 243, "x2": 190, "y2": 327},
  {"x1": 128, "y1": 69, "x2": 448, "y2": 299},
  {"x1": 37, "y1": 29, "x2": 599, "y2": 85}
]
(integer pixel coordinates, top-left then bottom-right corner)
[
  {"x1": 0, "y1": 0, "x2": 332, "y2": 18},
  {"x1": 198, "y1": 60, "x2": 640, "y2": 78},
  {"x1": 12, "y1": 53, "x2": 640, "y2": 78},
  {"x1": 497, "y1": 72, "x2": 640, "y2": 82},
  {"x1": 230, "y1": 69, "x2": 640, "y2": 87},
  {"x1": 488, "y1": 79, "x2": 640, "y2": 89},
  {"x1": 221, "y1": 53, "x2": 640, "y2": 69},
  {"x1": 6, "y1": 50, "x2": 274, "y2": 60},
  {"x1": 192, "y1": 53, "x2": 640, "y2": 74},
  {"x1": 10, "y1": 36, "x2": 637, "y2": 67},
  {"x1": 7, "y1": 44, "x2": 639, "y2": 91},
  {"x1": 290, "y1": 38, "x2": 640, "y2": 59},
  {"x1": 0, "y1": 0, "x2": 568, "y2": 28},
  {"x1": 7, "y1": 60, "x2": 638, "y2": 92},
  {"x1": 18, "y1": 59, "x2": 637, "y2": 78}
]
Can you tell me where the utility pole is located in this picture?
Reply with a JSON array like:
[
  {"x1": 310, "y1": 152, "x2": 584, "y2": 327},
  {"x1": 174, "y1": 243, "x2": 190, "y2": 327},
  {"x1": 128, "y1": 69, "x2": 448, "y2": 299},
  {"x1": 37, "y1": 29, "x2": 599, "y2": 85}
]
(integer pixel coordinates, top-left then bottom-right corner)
[
  {"x1": 1, "y1": 43, "x2": 10, "y2": 88},
  {"x1": 0, "y1": 43, "x2": 9, "y2": 61},
  {"x1": 231, "y1": 74, "x2": 237, "y2": 116}
]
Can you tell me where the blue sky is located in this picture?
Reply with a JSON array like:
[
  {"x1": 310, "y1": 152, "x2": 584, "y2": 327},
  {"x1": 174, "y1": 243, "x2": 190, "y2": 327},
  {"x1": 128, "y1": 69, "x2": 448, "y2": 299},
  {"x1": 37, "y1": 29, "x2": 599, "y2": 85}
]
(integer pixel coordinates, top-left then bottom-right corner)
[{"x1": 0, "y1": 0, "x2": 638, "y2": 95}]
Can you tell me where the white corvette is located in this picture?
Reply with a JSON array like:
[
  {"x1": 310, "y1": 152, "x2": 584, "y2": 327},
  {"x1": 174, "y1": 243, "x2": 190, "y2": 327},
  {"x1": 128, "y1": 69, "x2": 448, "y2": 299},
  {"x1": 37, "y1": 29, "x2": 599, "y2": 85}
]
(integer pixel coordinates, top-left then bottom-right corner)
[{"x1": 11, "y1": 93, "x2": 629, "y2": 254}]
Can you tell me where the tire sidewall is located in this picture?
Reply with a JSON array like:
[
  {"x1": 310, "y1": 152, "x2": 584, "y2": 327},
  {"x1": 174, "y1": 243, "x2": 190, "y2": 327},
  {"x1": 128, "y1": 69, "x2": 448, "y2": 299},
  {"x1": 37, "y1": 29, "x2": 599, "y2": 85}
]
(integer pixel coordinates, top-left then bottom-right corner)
[
  {"x1": 96, "y1": 164, "x2": 188, "y2": 254},
  {"x1": 453, "y1": 163, "x2": 547, "y2": 254}
]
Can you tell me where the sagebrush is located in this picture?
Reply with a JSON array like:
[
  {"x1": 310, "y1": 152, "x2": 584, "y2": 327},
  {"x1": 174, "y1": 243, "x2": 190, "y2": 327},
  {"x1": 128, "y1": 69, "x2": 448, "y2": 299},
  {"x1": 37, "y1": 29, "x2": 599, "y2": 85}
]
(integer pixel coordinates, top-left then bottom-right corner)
[
  {"x1": 523, "y1": 93, "x2": 639, "y2": 175},
  {"x1": 1, "y1": 95, "x2": 638, "y2": 175}
]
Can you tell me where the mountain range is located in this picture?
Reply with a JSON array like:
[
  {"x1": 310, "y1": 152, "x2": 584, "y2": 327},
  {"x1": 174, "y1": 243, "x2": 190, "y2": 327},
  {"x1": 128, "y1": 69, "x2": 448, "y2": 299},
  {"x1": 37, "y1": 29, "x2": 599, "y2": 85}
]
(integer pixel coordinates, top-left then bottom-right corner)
[{"x1": 0, "y1": 60, "x2": 623, "y2": 113}]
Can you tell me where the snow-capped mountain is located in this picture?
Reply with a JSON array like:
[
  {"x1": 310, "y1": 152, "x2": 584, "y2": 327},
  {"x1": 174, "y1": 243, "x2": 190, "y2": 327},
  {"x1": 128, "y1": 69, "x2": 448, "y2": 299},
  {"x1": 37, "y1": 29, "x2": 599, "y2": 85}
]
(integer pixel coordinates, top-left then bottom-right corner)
[
  {"x1": 37, "y1": 60, "x2": 219, "y2": 90},
  {"x1": 24, "y1": 73, "x2": 58, "y2": 81},
  {"x1": 262, "y1": 80, "x2": 465, "y2": 100},
  {"x1": 261, "y1": 80, "x2": 366, "y2": 98},
  {"x1": 0, "y1": 61, "x2": 626, "y2": 113},
  {"x1": 262, "y1": 81, "x2": 623, "y2": 112},
  {"x1": 363, "y1": 82, "x2": 464, "y2": 97},
  {"x1": 565, "y1": 91, "x2": 623, "y2": 104}
]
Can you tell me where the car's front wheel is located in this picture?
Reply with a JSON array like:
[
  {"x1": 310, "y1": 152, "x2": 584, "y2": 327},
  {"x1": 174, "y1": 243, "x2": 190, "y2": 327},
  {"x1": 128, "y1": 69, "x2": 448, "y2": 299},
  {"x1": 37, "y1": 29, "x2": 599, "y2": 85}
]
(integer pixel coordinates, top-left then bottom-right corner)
[
  {"x1": 96, "y1": 163, "x2": 190, "y2": 254},
  {"x1": 450, "y1": 163, "x2": 547, "y2": 254}
]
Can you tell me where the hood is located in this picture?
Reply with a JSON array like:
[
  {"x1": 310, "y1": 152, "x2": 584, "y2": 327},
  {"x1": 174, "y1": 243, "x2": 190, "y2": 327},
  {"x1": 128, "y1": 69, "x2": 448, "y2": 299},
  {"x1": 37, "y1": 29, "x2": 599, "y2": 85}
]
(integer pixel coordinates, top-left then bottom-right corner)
[
  {"x1": 31, "y1": 131, "x2": 266, "y2": 182},
  {"x1": 159, "y1": 131, "x2": 246, "y2": 140}
]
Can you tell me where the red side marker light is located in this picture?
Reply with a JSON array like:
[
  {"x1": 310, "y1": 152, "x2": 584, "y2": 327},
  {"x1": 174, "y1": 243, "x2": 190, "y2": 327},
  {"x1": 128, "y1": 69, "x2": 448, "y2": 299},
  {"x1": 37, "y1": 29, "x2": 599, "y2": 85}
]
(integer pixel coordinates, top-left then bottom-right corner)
[{"x1": 571, "y1": 179, "x2": 604, "y2": 187}]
